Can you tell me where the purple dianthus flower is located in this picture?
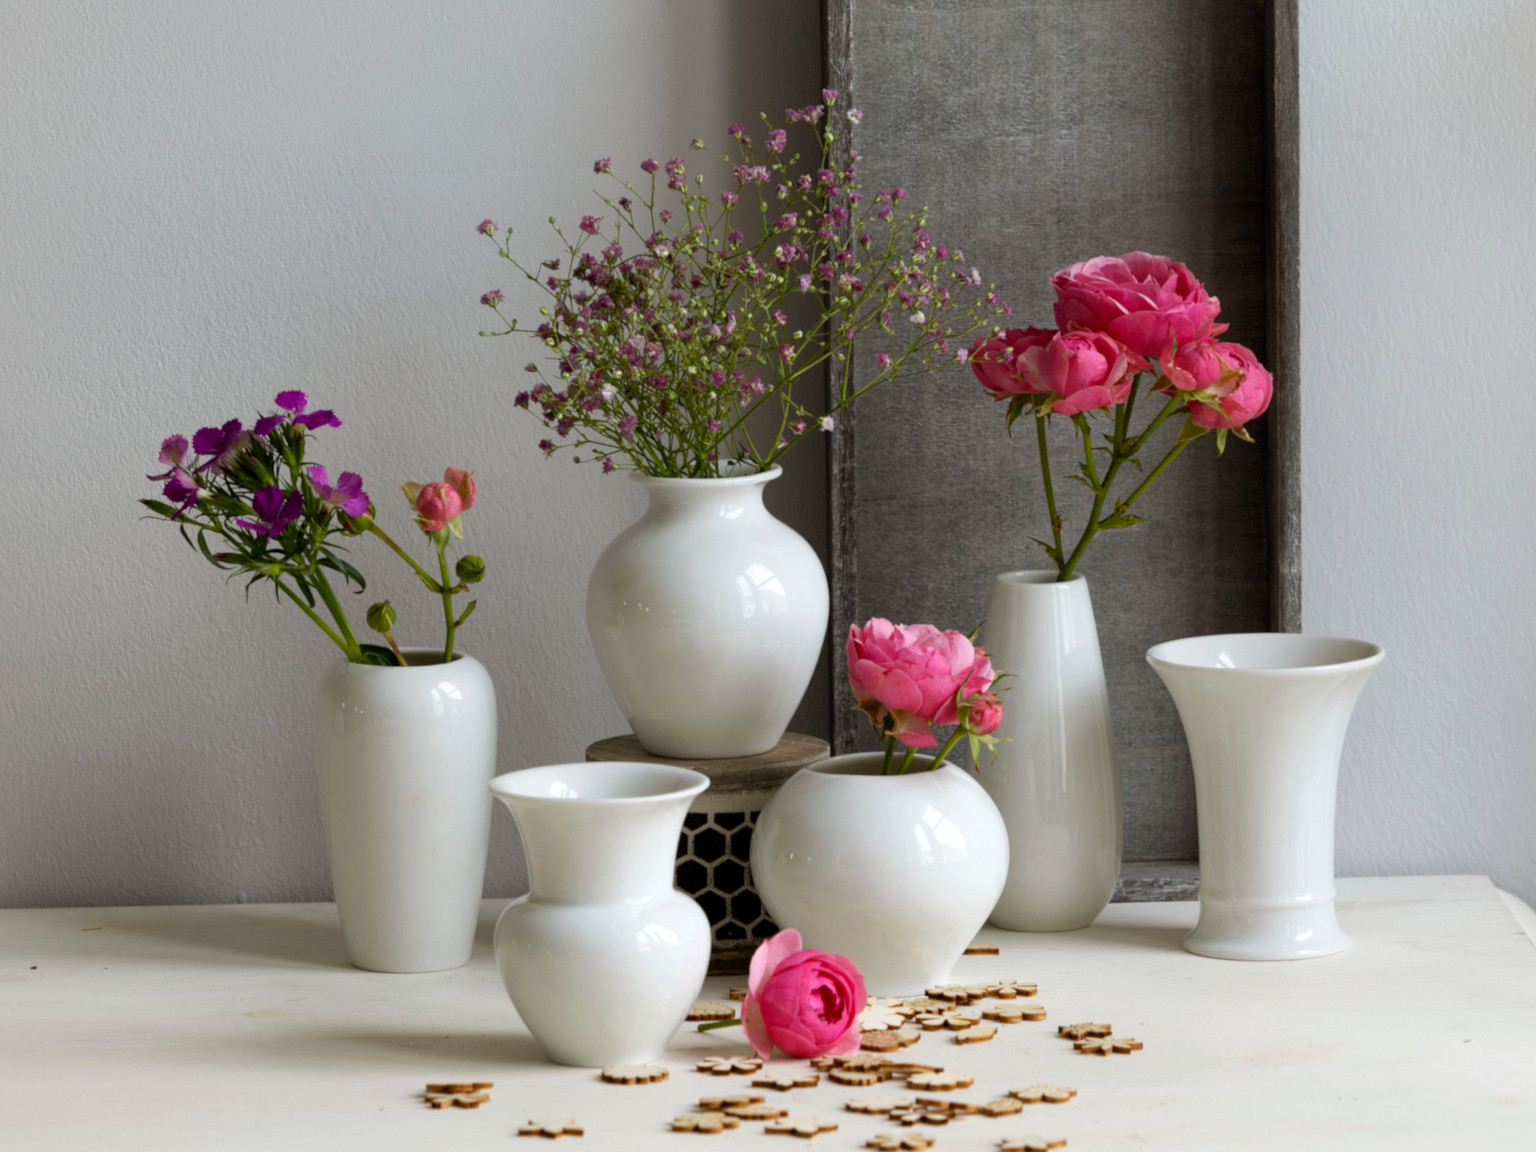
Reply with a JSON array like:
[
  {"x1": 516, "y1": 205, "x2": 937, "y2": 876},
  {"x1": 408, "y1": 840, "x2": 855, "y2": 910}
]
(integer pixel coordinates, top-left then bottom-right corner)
[
  {"x1": 306, "y1": 465, "x2": 370, "y2": 517},
  {"x1": 236, "y1": 486, "x2": 303, "y2": 538}
]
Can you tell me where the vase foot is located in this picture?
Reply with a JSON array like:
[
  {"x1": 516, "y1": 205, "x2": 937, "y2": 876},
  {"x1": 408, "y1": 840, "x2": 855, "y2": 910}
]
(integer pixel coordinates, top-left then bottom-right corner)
[{"x1": 1182, "y1": 899, "x2": 1351, "y2": 961}]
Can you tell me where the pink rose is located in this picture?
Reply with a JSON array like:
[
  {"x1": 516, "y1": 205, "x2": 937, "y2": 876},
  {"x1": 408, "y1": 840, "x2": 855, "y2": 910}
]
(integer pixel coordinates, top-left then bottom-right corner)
[
  {"x1": 1157, "y1": 338, "x2": 1243, "y2": 396},
  {"x1": 1187, "y1": 342, "x2": 1272, "y2": 430},
  {"x1": 443, "y1": 466, "x2": 477, "y2": 510},
  {"x1": 1051, "y1": 252, "x2": 1224, "y2": 360},
  {"x1": 403, "y1": 480, "x2": 463, "y2": 532},
  {"x1": 966, "y1": 692, "x2": 1004, "y2": 736},
  {"x1": 847, "y1": 619, "x2": 995, "y2": 747},
  {"x1": 741, "y1": 929, "x2": 864, "y2": 1060},
  {"x1": 968, "y1": 327, "x2": 1054, "y2": 396},
  {"x1": 1013, "y1": 329, "x2": 1136, "y2": 416}
]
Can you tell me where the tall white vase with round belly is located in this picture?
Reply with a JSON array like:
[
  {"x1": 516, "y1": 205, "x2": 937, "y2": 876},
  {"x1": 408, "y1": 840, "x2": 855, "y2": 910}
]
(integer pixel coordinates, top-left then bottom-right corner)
[
  {"x1": 314, "y1": 649, "x2": 497, "y2": 973},
  {"x1": 1147, "y1": 633, "x2": 1384, "y2": 961},
  {"x1": 490, "y1": 762, "x2": 711, "y2": 1067},
  {"x1": 586, "y1": 464, "x2": 827, "y2": 759},
  {"x1": 979, "y1": 571, "x2": 1121, "y2": 931}
]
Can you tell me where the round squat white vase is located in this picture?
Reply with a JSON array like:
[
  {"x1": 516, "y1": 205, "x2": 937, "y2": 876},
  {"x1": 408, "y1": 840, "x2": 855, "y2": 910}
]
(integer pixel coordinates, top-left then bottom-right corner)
[
  {"x1": 314, "y1": 649, "x2": 497, "y2": 973},
  {"x1": 490, "y1": 762, "x2": 711, "y2": 1067},
  {"x1": 586, "y1": 464, "x2": 828, "y2": 760},
  {"x1": 750, "y1": 753, "x2": 1009, "y2": 997},
  {"x1": 979, "y1": 572, "x2": 1121, "y2": 931},
  {"x1": 1146, "y1": 633, "x2": 1384, "y2": 961}
]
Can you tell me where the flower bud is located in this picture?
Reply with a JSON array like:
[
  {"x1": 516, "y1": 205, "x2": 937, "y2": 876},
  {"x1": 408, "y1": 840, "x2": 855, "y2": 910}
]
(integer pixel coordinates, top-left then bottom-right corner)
[
  {"x1": 339, "y1": 504, "x2": 374, "y2": 534},
  {"x1": 456, "y1": 555, "x2": 486, "y2": 584},
  {"x1": 366, "y1": 600, "x2": 396, "y2": 634}
]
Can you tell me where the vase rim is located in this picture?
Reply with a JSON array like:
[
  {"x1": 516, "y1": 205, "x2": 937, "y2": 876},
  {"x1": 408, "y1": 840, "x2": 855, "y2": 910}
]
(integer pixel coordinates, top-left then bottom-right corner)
[
  {"x1": 805, "y1": 751, "x2": 959, "y2": 779},
  {"x1": 335, "y1": 647, "x2": 470, "y2": 671},
  {"x1": 994, "y1": 569, "x2": 1085, "y2": 587},
  {"x1": 631, "y1": 462, "x2": 782, "y2": 489},
  {"x1": 489, "y1": 761, "x2": 710, "y2": 806},
  {"x1": 1147, "y1": 632, "x2": 1384, "y2": 675}
]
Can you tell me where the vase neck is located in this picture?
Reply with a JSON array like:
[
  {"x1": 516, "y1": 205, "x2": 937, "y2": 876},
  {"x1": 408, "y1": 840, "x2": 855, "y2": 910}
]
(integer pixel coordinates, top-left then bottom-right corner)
[{"x1": 506, "y1": 795, "x2": 689, "y2": 904}]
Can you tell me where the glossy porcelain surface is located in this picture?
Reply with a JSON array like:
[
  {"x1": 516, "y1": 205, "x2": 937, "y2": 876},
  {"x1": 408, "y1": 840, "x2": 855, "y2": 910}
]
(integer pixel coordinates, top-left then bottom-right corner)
[
  {"x1": 490, "y1": 762, "x2": 711, "y2": 1067},
  {"x1": 1147, "y1": 633, "x2": 1385, "y2": 961},
  {"x1": 750, "y1": 753, "x2": 1009, "y2": 996},
  {"x1": 314, "y1": 649, "x2": 496, "y2": 973},
  {"x1": 585, "y1": 464, "x2": 828, "y2": 759},
  {"x1": 980, "y1": 572, "x2": 1121, "y2": 931}
]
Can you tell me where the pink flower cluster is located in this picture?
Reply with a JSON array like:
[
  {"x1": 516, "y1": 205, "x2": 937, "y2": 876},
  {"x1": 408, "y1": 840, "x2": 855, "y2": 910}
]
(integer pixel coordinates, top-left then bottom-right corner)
[
  {"x1": 847, "y1": 618, "x2": 1002, "y2": 748},
  {"x1": 969, "y1": 252, "x2": 1271, "y2": 430}
]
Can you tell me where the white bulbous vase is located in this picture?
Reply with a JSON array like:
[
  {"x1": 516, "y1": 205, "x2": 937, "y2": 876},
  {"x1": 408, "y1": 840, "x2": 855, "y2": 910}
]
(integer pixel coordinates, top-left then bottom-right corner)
[
  {"x1": 314, "y1": 649, "x2": 497, "y2": 973},
  {"x1": 1147, "y1": 633, "x2": 1383, "y2": 961},
  {"x1": 490, "y1": 762, "x2": 711, "y2": 1067},
  {"x1": 980, "y1": 571, "x2": 1122, "y2": 931},
  {"x1": 585, "y1": 464, "x2": 828, "y2": 760},
  {"x1": 750, "y1": 753, "x2": 1009, "y2": 997}
]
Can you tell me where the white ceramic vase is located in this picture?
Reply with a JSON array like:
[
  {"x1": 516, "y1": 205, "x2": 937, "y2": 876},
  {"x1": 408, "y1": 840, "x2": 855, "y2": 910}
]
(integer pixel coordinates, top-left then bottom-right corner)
[
  {"x1": 750, "y1": 753, "x2": 1009, "y2": 996},
  {"x1": 314, "y1": 649, "x2": 497, "y2": 973},
  {"x1": 1147, "y1": 633, "x2": 1384, "y2": 961},
  {"x1": 585, "y1": 464, "x2": 828, "y2": 759},
  {"x1": 490, "y1": 762, "x2": 711, "y2": 1067},
  {"x1": 979, "y1": 571, "x2": 1121, "y2": 931}
]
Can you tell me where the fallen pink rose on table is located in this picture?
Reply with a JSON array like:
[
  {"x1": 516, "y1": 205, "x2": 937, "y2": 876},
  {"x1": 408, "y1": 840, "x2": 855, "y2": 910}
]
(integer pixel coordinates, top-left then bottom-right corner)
[{"x1": 740, "y1": 929, "x2": 865, "y2": 1060}]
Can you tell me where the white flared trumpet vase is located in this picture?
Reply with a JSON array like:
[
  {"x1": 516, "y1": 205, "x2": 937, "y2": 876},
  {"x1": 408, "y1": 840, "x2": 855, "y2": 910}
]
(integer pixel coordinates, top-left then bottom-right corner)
[{"x1": 1147, "y1": 633, "x2": 1384, "y2": 961}]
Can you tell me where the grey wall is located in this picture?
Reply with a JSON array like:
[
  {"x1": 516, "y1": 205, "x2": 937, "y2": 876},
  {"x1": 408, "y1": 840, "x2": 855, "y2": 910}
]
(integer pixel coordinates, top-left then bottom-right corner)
[
  {"x1": 1301, "y1": 0, "x2": 1536, "y2": 902},
  {"x1": 0, "y1": 0, "x2": 823, "y2": 908}
]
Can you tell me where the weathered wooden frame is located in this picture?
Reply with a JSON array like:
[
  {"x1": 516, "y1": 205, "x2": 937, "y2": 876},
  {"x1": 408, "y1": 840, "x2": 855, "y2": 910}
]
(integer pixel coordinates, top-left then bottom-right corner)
[{"x1": 822, "y1": 0, "x2": 1300, "y2": 897}]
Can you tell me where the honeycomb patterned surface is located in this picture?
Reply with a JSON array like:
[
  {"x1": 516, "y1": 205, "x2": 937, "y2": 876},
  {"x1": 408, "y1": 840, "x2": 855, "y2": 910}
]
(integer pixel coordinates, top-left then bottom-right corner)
[{"x1": 676, "y1": 810, "x2": 778, "y2": 945}]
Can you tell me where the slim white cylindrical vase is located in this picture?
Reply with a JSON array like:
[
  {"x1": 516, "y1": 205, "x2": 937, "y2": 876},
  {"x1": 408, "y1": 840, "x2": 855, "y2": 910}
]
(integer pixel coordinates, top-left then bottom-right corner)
[
  {"x1": 314, "y1": 649, "x2": 497, "y2": 973},
  {"x1": 979, "y1": 571, "x2": 1121, "y2": 931},
  {"x1": 1147, "y1": 633, "x2": 1384, "y2": 961},
  {"x1": 585, "y1": 464, "x2": 828, "y2": 760},
  {"x1": 490, "y1": 762, "x2": 711, "y2": 1067},
  {"x1": 751, "y1": 753, "x2": 1009, "y2": 996}
]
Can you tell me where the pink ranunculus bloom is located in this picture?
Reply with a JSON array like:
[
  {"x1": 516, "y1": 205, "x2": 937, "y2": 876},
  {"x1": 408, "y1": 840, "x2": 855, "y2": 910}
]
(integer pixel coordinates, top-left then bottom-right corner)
[
  {"x1": 1013, "y1": 329, "x2": 1136, "y2": 416},
  {"x1": 403, "y1": 480, "x2": 463, "y2": 533},
  {"x1": 847, "y1": 619, "x2": 996, "y2": 748},
  {"x1": 741, "y1": 929, "x2": 865, "y2": 1061},
  {"x1": 968, "y1": 327, "x2": 1054, "y2": 396},
  {"x1": 443, "y1": 467, "x2": 477, "y2": 511},
  {"x1": 1187, "y1": 342, "x2": 1273, "y2": 430},
  {"x1": 1051, "y1": 252, "x2": 1225, "y2": 361},
  {"x1": 966, "y1": 692, "x2": 1004, "y2": 737}
]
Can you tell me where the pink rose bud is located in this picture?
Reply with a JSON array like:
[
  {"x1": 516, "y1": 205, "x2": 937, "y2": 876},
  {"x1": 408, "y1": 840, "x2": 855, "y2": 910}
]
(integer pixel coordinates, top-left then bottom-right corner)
[
  {"x1": 443, "y1": 467, "x2": 477, "y2": 511},
  {"x1": 404, "y1": 480, "x2": 463, "y2": 533},
  {"x1": 741, "y1": 929, "x2": 865, "y2": 1060},
  {"x1": 967, "y1": 692, "x2": 1004, "y2": 736},
  {"x1": 1187, "y1": 342, "x2": 1272, "y2": 430}
]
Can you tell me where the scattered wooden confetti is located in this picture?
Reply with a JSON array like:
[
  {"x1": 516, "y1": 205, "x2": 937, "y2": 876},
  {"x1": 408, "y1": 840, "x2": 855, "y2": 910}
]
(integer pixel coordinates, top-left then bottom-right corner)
[
  {"x1": 1009, "y1": 1085, "x2": 1077, "y2": 1105},
  {"x1": 723, "y1": 1101, "x2": 790, "y2": 1121},
  {"x1": 688, "y1": 1001, "x2": 738, "y2": 1022},
  {"x1": 861, "y1": 1026, "x2": 921, "y2": 1052},
  {"x1": 425, "y1": 1092, "x2": 488, "y2": 1109},
  {"x1": 859, "y1": 998, "x2": 915, "y2": 1031},
  {"x1": 845, "y1": 1094, "x2": 915, "y2": 1115},
  {"x1": 913, "y1": 1010, "x2": 981, "y2": 1032},
  {"x1": 1056, "y1": 1023, "x2": 1110, "y2": 1041},
  {"x1": 517, "y1": 1118, "x2": 584, "y2": 1138},
  {"x1": 1074, "y1": 1035, "x2": 1141, "y2": 1056},
  {"x1": 698, "y1": 1094, "x2": 765, "y2": 1111},
  {"x1": 983, "y1": 1004, "x2": 1026, "y2": 1025},
  {"x1": 916, "y1": 1097, "x2": 980, "y2": 1115},
  {"x1": 888, "y1": 1107, "x2": 951, "y2": 1127},
  {"x1": 998, "y1": 1137, "x2": 1066, "y2": 1151},
  {"x1": 601, "y1": 1064, "x2": 670, "y2": 1084},
  {"x1": 867, "y1": 1132, "x2": 936, "y2": 1150},
  {"x1": 982, "y1": 1097, "x2": 1023, "y2": 1117},
  {"x1": 426, "y1": 1081, "x2": 493, "y2": 1094},
  {"x1": 830, "y1": 1068, "x2": 887, "y2": 1086},
  {"x1": 925, "y1": 984, "x2": 990, "y2": 1004},
  {"x1": 954, "y1": 1023, "x2": 997, "y2": 1045},
  {"x1": 905, "y1": 1071, "x2": 974, "y2": 1092},
  {"x1": 963, "y1": 941, "x2": 1000, "y2": 955},
  {"x1": 728, "y1": 987, "x2": 748, "y2": 1001},
  {"x1": 987, "y1": 981, "x2": 1037, "y2": 1000},
  {"x1": 898, "y1": 997, "x2": 954, "y2": 1014},
  {"x1": 696, "y1": 1056, "x2": 764, "y2": 1076},
  {"x1": 752, "y1": 1073, "x2": 820, "y2": 1092},
  {"x1": 673, "y1": 1112, "x2": 740, "y2": 1133},
  {"x1": 764, "y1": 1117, "x2": 839, "y2": 1138}
]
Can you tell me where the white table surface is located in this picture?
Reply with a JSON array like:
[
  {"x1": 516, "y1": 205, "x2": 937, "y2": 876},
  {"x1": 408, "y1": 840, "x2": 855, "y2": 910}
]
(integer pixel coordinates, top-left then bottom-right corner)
[{"x1": 3, "y1": 875, "x2": 1534, "y2": 1151}]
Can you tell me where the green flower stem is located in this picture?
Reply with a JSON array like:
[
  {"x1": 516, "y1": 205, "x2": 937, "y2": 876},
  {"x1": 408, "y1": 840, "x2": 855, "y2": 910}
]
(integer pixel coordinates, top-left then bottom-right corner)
[
  {"x1": 367, "y1": 523, "x2": 442, "y2": 592},
  {"x1": 881, "y1": 734, "x2": 897, "y2": 776},
  {"x1": 1124, "y1": 391, "x2": 1183, "y2": 458},
  {"x1": 275, "y1": 578, "x2": 352, "y2": 656},
  {"x1": 696, "y1": 1019, "x2": 743, "y2": 1034},
  {"x1": 439, "y1": 546, "x2": 456, "y2": 664},
  {"x1": 310, "y1": 568, "x2": 363, "y2": 660},
  {"x1": 927, "y1": 726, "x2": 968, "y2": 770},
  {"x1": 1035, "y1": 413, "x2": 1063, "y2": 564},
  {"x1": 896, "y1": 746, "x2": 918, "y2": 775},
  {"x1": 1105, "y1": 434, "x2": 1199, "y2": 524}
]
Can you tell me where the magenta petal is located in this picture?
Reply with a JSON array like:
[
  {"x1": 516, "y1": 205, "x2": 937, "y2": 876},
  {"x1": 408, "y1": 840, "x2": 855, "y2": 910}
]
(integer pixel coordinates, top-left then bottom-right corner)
[
  {"x1": 825, "y1": 1024, "x2": 862, "y2": 1055},
  {"x1": 748, "y1": 929, "x2": 802, "y2": 996},
  {"x1": 306, "y1": 465, "x2": 330, "y2": 488},
  {"x1": 741, "y1": 996, "x2": 773, "y2": 1060},
  {"x1": 253, "y1": 414, "x2": 285, "y2": 436},
  {"x1": 275, "y1": 390, "x2": 307, "y2": 413}
]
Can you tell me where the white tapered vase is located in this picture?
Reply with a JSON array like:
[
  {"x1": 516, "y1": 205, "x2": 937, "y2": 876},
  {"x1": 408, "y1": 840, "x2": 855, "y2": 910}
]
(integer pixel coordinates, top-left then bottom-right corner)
[{"x1": 1147, "y1": 633, "x2": 1384, "y2": 961}]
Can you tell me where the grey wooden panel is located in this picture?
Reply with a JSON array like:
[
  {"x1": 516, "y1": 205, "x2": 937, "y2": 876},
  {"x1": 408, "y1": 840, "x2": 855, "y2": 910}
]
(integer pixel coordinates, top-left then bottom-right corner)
[{"x1": 826, "y1": 0, "x2": 1276, "y2": 864}]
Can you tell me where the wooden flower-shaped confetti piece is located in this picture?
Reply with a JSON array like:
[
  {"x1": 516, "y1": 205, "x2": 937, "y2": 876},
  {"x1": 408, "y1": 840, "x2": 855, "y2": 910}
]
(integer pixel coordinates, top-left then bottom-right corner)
[
  {"x1": 423, "y1": 1080, "x2": 493, "y2": 1109},
  {"x1": 1010, "y1": 1085, "x2": 1077, "y2": 1105},
  {"x1": 913, "y1": 1010, "x2": 981, "y2": 1032},
  {"x1": 1074, "y1": 1036, "x2": 1142, "y2": 1056},
  {"x1": 963, "y1": 940, "x2": 1000, "y2": 955},
  {"x1": 728, "y1": 987, "x2": 748, "y2": 1001},
  {"x1": 600, "y1": 1064, "x2": 670, "y2": 1084},
  {"x1": 673, "y1": 1112, "x2": 741, "y2": 1133},
  {"x1": 764, "y1": 1117, "x2": 839, "y2": 1138},
  {"x1": 752, "y1": 1073, "x2": 821, "y2": 1092},
  {"x1": 954, "y1": 1023, "x2": 998, "y2": 1045},
  {"x1": 888, "y1": 1107, "x2": 951, "y2": 1127},
  {"x1": 696, "y1": 1055, "x2": 764, "y2": 1075},
  {"x1": 859, "y1": 998, "x2": 914, "y2": 1031},
  {"x1": 905, "y1": 1071, "x2": 974, "y2": 1092},
  {"x1": 1056, "y1": 1023, "x2": 1110, "y2": 1041},
  {"x1": 868, "y1": 1133, "x2": 937, "y2": 1150},
  {"x1": 915, "y1": 1097, "x2": 980, "y2": 1115},
  {"x1": 982, "y1": 1097, "x2": 1023, "y2": 1117},
  {"x1": 723, "y1": 1101, "x2": 790, "y2": 1121},
  {"x1": 861, "y1": 1026, "x2": 921, "y2": 1052},
  {"x1": 987, "y1": 981, "x2": 1037, "y2": 999},
  {"x1": 845, "y1": 1094, "x2": 916, "y2": 1115},
  {"x1": 688, "y1": 1001, "x2": 738, "y2": 1022},
  {"x1": 698, "y1": 1094, "x2": 766, "y2": 1111},
  {"x1": 984, "y1": 1003, "x2": 1045, "y2": 1024},
  {"x1": 517, "y1": 1118, "x2": 584, "y2": 1138},
  {"x1": 998, "y1": 1138, "x2": 1067, "y2": 1151}
]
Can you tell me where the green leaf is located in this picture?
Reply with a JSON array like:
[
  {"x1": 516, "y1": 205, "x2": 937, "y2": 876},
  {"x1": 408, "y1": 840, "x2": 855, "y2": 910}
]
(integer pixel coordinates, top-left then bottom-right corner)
[
  {"x1": 454, "y1": 599, "x2": 478, "y2": 629},
  {"x1": 356, "y1": 644, "x2": 401, "y2": 667},
  {"x1": 1030, "y1": 537, "x2": 1063, "y2": 565},
  {"x1": 1004, "y1": 393, "x2": 1030, "y2": 432},
  {"x1": 319, "y1": 554, "x2": 367, "y2": 592},
  {"x1": 1175, "y1": 416, "x2": 1207, "y2": 444},
  {"x1": 197, "y1": 531, "x2": 216, "y2": 565},
  {"x1": 290, "y1": 573, "x2": 317, "y2": 609},
  {"x1": 1099, "y1": 513, "x2": 1146, "y2": 531},
  {"x1": 140, "y1": 499, "x2": 179, "y2": 518},
  {"x1": 1215, "y1": 427, "x2": 1229, "y2": 456},
  {"x1": 1231, "y1": 424, "x2": 1254, "y2": 444}
]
